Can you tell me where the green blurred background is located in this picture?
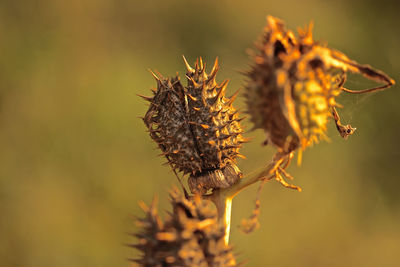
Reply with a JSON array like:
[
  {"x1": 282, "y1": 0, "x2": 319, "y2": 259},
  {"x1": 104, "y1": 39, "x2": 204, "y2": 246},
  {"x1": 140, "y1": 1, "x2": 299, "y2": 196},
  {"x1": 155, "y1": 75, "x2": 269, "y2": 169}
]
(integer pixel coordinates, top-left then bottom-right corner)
[{"x1": 0, "y1": 0, "x2": 399, "y2": 266}]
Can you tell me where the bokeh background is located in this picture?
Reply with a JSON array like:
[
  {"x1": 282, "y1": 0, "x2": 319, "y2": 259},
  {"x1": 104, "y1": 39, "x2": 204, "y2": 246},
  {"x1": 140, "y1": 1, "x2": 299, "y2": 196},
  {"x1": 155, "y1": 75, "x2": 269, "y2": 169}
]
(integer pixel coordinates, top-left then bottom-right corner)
[{"x1": 1, "y1": 0, "x2": 399, "y2": 266}]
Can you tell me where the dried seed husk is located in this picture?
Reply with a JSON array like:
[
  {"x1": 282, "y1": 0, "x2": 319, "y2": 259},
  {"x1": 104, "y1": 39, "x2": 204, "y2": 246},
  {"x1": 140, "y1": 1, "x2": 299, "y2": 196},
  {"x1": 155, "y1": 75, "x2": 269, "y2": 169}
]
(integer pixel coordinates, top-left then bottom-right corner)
[
  {"x1": 244, "y1": 16, "x2": 365, "y2": 153},
  {"x1": 131, "y1": 188, "x2": 238, "y2": 267},
  {"x1": 143, "y1": 58, "x2": 246, "y2": 194}
]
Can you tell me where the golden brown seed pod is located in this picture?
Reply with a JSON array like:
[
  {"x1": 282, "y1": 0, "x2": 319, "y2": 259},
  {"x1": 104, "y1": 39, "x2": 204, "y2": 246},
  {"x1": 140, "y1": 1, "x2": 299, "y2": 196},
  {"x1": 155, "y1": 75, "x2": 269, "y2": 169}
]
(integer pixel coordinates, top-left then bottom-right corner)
[
  {"x1": 142, "y1": 57, "x2": 247, "y2": 194},
  {"x1": 244, "y1": 16, "x2": 395, "y2": 154},
  {"x1": 131, "y1": 188, "x2": 238, "y2": 267}
]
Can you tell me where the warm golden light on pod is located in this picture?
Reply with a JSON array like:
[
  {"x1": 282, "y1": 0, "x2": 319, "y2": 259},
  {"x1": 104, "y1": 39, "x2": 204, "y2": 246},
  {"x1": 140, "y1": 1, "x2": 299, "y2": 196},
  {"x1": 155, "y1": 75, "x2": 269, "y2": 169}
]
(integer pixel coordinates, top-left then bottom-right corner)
[
  {"x1": 244, "y1": 16, "x2": 394, "y2": 156},
  {"x1": 142, "y1": 57, "x2": 247, "y2": 194}
]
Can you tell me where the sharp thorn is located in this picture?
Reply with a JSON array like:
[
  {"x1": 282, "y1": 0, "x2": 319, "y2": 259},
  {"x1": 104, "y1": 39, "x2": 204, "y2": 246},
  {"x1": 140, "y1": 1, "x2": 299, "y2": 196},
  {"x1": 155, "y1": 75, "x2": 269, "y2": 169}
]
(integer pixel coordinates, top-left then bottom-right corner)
[
  {"x1": 228, "y1": 89, "x2": 241, "y2": 105},
  {"x1": 213, "y1": 80, "x2": 228, "y2": 103},
  {"x1": 211, "y1": 57, "x2": 219, "y2": 75},
  {"x1": 148, "y1": 69, "x2": 161, "y2": 81},
  {"x1": 199, "y1": 57, "x2": 204, "y2": 71},
  {"x1": 186, "y1": 94, "x2": 197, "y2": 101},
  {"x1": 189, "y1": 77, "x2": 200, "y2": 88},
  {"x1": 236, "y1": 116, "x2": 246, "y2": 122},
  {"x1": 182, "y1": 55, "x2": 195, "y2": 73},
  {"x1": 137, "y1": 94, "x2": 153, "y2": 102}
]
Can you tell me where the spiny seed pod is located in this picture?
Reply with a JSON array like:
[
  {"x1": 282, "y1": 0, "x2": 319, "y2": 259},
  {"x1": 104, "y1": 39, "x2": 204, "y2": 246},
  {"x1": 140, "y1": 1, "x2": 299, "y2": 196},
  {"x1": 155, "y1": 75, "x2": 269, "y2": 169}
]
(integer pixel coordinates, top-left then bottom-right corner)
[
  {"x1": 142, "y1": 57, "x2": 246, "y2": 194},
  {"x1": 131, "y1": 188, "x2": 238, "y2": 267},
  {"x1": 244, "y1": 16, "x2": 394, "y2": 154}
]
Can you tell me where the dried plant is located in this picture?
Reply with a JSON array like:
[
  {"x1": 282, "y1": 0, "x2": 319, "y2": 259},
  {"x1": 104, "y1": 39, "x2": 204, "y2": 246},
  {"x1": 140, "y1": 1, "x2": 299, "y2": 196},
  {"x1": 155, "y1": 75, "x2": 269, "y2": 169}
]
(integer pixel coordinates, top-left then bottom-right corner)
[
  {"x1": 141, "y1": 57, "x2": 246, "y2": 195},
  {"x1": 133, "y1": 15, "x2": 395, "y2": 266},
  {"x1": 131, "y1": 188, "x2": 237, "y2": 267},
  {"x1": 244, "y1": 15, "x2": 394, "y2": 191}
]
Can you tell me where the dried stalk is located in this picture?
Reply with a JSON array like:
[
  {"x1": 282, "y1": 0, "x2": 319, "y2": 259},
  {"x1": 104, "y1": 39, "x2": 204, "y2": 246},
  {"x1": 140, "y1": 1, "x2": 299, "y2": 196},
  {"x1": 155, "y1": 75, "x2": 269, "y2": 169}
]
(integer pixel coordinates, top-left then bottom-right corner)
[{"x1": 208, "y1": 152, "x2": 288, "y2": 245}]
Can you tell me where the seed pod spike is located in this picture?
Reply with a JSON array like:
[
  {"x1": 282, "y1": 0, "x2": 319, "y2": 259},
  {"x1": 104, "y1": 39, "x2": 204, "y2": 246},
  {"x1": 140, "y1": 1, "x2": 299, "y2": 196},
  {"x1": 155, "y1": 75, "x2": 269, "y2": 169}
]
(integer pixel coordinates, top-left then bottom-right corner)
[
  {"x1": 137, "y1": 94, "x2": 153, "y2": 102},
  {"x1": 286, "y1": 30, "x2": 297, "y2": 45},
  {"x1": 210, "y1": 57, "x2": 219, "y2": 76},
  {"x1": 148, "y1": 69, "x2": 161, "y2": 82},
  {"x1": 199, "y1": 57, "x2": 204, "y2": 71},
  {"x1": 129, "y1": 258, "x2": 142, "y2": 264},
  {"x1": 126, "y1": 243, "x2": 142, "y2": 251},
  {"x1": 235, "y1": 116, "x2": 246, "y2": 123},
  {"x1": 157, "y1": 152, "x2": 169, "y2": 157},
  {"x1": 138, "y1": 200, "x2": 149, "y2": 213},
  {"x1": 201, "y1": 62, "x2": 207, "y2": 78},
  {"x1": 189, "y1": 76, "x2": 200, "y2": 88},
  {"x1": 182, "y1": 55, "x2": 195, "y2": 73},
  {"x1": 241, "y1": 137, "x2": 252, "y2": 143},
  {"x1": 237, "y1": 154, "x2": 247, "y2": 159},
  {"x1": 227, "y1": 89, "x2": 241, "y2": 106},
  {"x1": 207, "y1": 72, "x2": 218, "y2": 84},
  {"x1": 266, "y1": 15, "x2": 284, "y2": 31},
  {"x1": 298, "y1": 21, "x2": 314, "y2": 45},
  {"x1": 186, "y1": 94, "x2": 197, "y2": 101},
  {"x1": 215, "y1": 79, "x2": 229, "y2": 98}
]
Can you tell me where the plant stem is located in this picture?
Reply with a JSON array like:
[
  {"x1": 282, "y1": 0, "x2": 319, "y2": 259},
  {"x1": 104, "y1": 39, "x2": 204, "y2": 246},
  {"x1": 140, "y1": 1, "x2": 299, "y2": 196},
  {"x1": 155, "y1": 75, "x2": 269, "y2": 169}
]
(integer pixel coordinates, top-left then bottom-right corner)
[
  {"x1": 209, "y1": 152, "x2": 286, "y2": 245},
  {"x1": 224, "y1": 153, "x2": 285, "y2": 198},
  {"x1": 209, "y1": 189, "x2": 233, "y2": 245}
]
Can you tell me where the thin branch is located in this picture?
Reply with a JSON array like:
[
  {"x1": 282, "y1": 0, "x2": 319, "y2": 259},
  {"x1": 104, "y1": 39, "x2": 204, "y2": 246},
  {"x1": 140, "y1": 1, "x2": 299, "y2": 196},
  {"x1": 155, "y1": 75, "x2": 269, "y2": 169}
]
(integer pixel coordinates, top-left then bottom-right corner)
[
  {"x1": 205, "y1": 152, "x2": 288, "y2": 245},
  {"x1": 208, "y1": 189, "x2": 233, "y2": 245},
  {"x1": 223, "y1": 152, "x2": 286, "y2": 198}
]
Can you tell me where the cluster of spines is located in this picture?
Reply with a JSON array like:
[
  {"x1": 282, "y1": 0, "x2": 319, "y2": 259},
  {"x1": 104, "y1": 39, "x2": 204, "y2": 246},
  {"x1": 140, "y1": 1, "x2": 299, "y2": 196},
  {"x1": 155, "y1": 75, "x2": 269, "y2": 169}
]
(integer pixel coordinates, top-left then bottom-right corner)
[
  {"x1": 142, "y1": 57, "x2": 246, "y2": 191},
  {"x1": 142, "y1": 74, "x2": 201, "y2": 173},
  {"x1": 244, "y1": 16, "x2": 345, "y2": 153},
  {"x1": 131, "y1": 188, "x2": 238, "y2": 267},
  {"x1": 182, "y1": 57, "x2": 246, "y2": 171}
]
